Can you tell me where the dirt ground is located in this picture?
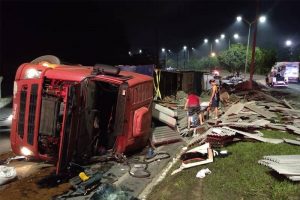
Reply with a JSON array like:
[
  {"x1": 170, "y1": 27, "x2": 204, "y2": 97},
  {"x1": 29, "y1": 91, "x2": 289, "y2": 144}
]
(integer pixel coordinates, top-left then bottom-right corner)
[{"x1": 0, "y1": 152, "x2": 71, "y2": 200}]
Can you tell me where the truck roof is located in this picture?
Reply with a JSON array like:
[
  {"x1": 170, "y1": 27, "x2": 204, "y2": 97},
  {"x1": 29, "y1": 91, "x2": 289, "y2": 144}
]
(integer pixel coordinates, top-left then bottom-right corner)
[{"x1": 16, "y1": 63, "x2": 153, "y2": 86}]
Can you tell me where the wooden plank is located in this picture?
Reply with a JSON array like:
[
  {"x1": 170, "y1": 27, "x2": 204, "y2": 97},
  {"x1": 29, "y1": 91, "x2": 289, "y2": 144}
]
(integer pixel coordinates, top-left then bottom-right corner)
[
  {"x1": 245, "y1": 103, "x2": 277, "y2": 119},
  {"x1": 218, "y1": 122, "x2": 261, "y2": 129},
  {"x1": 254, "y1": 90, "x2": 283, "y2": 104},
  {"x1": 286, "y1": 125, "x2": 300, "y2": 135},
  {"x1": 284, "y1": 138, "x2": 300, "y2": 146},
  {"x1": 266, "y1": 123, "x2": 287, "y2": 131},
  {"x1": 222, "y1": 126, "x2": 284, "y2": 144},
  {"x1": 283, "y1": 99, "x2": 295, "y2": 110},
  {"x1": 252, "y1": 119, "x2": 271, "y2": 126},
  {"x1": 273, "y1": 107, "x2": 300, "y2": 113},
  {"x1": 221, "y1": 102, "x2": 244, "y2": 119}
]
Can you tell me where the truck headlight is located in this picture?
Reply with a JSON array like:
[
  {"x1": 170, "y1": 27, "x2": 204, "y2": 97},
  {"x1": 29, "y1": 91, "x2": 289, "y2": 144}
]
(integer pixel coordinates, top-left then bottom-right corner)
[
  {"x1": 24, "y1": 68, "x2": 41, "y2": 79},
  {"x1": 20, "y1": 147, "x2": 32, "y2": 156}
]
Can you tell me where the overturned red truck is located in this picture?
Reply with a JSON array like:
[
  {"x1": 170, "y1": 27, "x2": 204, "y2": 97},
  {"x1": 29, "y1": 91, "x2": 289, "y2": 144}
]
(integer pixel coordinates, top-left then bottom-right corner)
[{"x1": 10, "y1": 56, "x2": 153, "y2": 173}]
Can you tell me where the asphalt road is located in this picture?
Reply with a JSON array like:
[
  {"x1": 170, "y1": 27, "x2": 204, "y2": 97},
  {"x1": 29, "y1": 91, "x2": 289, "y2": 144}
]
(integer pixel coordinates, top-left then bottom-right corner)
[
  {"x1": 0, "y1": 105, "x2": 12, "y2": 154},
  {"x1": 0, "y1": 131, "x2": 11, "y2": 154},
  {"x1": 287, "y1": 82, "x2": 300, "y2": 92}
]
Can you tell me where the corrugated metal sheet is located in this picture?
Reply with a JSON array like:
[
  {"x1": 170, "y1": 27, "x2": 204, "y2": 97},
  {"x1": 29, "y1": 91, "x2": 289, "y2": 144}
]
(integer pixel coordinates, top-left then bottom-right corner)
[
  {"x1": 258, "y1": 155, "x2": 300, "y2": 181},
  {"x1": 152, "y1": 126, "x2": 182, "y2": 145}
]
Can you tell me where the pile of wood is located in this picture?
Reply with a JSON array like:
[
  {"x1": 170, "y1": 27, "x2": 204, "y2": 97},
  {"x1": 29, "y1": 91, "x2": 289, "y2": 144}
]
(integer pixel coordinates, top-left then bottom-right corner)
[{"x1": 189, "y1": 89, "x2": 300, "y2": 148}]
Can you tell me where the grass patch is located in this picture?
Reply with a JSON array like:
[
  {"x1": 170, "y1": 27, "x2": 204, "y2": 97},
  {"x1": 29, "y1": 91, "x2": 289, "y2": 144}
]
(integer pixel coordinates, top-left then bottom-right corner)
[
  {"x1": 148, "y1": 136, "x2": 300, "y2": 200},
  {"x1": 261, "y1": 129, "x2": 298, "y2": 140}
]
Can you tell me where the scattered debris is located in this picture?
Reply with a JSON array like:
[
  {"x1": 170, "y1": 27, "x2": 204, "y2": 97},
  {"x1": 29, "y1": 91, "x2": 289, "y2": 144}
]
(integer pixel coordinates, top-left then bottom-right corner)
[
  {"x1": 171, "y1": 143, "x2": 213, "y2": 175},
  {"x1": 283, "y1": 138, "x2": 300, "y2": 146},
  {"x1": 152, "y1": 126, "x2": 182, "y2": 145},
  {"x1": 286, "y1": 125, "x2": 300, "y2": 135},
  {"x1": 258, "y1": 155, "x2": 300, "y2": 181},
  {"x1": 222, "y1": 126, "x2": 284, "y2": 144},
  {"x1": 196, "y1": 168, "x2": 211, "y2": 179},
  {"x1": 0, "y1": 165, "x2": 16, "y2": 185}
]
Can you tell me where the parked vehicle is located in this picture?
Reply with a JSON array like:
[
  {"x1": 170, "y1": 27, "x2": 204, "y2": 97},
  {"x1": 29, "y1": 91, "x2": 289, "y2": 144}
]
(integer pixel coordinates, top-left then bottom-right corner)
[
  {"x1": 266, "y1": 62, "x2": 299, "y2": 87},
  {"x1": 10, "y1": 56, "x2": 153, "y2": 174},
  {"x1": 266, "y1": 65, "x2": 288, "y2": 87}
]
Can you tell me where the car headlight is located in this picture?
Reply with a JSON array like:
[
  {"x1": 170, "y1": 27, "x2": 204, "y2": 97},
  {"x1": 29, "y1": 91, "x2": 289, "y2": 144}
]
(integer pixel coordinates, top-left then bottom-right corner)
[
  {"x1": 20, "y1": 147, "x2": 33, "y2": 156},
  {"x1": 24, "y1": 68, "x2": 41, "y2": 79}
]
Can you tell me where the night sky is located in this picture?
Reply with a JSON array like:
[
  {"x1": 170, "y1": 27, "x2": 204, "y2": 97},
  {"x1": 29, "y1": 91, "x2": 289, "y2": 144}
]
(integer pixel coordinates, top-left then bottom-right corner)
[{"x1": 1, "y1": 0, "x2": 300, "y2": 95}]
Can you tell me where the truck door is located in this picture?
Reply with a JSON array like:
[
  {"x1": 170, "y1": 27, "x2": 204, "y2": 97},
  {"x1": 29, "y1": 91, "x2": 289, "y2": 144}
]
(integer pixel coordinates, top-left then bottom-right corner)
[{"x1": 56, "y1": 83, "x2": 81, "y2": 174}]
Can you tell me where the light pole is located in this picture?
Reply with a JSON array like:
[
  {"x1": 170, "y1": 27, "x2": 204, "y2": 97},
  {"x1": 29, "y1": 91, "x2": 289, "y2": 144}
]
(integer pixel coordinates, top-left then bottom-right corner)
[{"x1": 236, "y1": 15, "x2": 266, "y2": 77}]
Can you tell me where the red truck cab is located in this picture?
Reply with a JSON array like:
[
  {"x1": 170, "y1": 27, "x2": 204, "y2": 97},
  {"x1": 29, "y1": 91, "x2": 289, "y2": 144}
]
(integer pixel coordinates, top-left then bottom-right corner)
[{"x1": 10, "y1": 61, "x2": 153, "y2": 173}]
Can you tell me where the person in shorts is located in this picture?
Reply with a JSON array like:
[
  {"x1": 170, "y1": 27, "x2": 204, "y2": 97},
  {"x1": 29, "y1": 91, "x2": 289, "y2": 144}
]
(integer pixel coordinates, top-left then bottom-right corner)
[
  {"x1": 209, "y1": 79, "x2": 220, "y2": 119},
  {"x1": 184, "y1": 90, "x2": 204, "y2": 130}
]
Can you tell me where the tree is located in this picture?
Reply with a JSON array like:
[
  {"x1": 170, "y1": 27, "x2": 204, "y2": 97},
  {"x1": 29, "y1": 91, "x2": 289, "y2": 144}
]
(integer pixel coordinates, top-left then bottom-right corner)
[
  {"x1": 255, "y1": 48, "x2": 277, "y2": 75},
  {"x1": 166, "y1": 58, "x2": 177, "y2": 68},
  {"x1": 193, "y1": 56, "x2": 219, "y2": 71},
  {"x1": 217, "y1": 44, "x2": 247, "y2": 73}
]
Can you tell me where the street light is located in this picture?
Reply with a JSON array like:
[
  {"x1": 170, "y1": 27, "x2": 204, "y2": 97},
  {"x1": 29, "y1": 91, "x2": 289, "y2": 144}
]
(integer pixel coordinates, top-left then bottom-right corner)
[
  {"x1": 215, "y1": 39, "x2": 220, "y2": 43},
  {"x1": 161, "y1": 48, "x2": 167, "y2": 66},
  {"x1": 128, "y1": 51, "x2": 132, "y2": 56},
  {"x1": 259, "y1": 15, "x2": 266, "y2": 23},
  {"x1": 285, "y1": 40, "x2": 293, "y2": 61},
  {"x1": 228, "y1": 33, "x2": 240, "y2": 49},
  {"x1": 236, "y1": 15, "x2": 266, "y2": 77},
  {"x1": 211, "y1": 52, "x2": 216, "y2": 57},
  {"x1": 221, "y1": 34, "x2": 225, "y2": 39},
  {"x1": 183, "y1": 46, "x2": 189, "y2": 69},
  {"x1": 204, "y1": 38, "x2": 213, "y2": 54},
  {"x1": 139, "y1": 49, "x2": 142, "y2": 54},
  {"x1": 285, "y1": 40, "x2": 292, "y2": 46}
]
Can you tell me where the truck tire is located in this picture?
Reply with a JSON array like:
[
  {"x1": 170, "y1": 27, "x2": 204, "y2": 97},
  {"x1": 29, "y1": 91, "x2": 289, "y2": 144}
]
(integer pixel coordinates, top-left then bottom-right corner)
[{"x1": 30, "y1": 55, "x2": 60, "y2": 65}]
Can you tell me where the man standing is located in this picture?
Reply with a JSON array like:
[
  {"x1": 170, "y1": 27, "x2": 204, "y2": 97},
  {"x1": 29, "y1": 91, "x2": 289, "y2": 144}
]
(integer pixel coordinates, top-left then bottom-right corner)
[{"x1": 209, "y1": 79, "x2": 219, "y2": 119}]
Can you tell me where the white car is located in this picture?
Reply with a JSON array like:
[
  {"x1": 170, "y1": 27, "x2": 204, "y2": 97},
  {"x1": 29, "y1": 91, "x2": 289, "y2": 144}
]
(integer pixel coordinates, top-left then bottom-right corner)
[{"x1": 0, "y1": 107, "x2": 12, "y2": 132}]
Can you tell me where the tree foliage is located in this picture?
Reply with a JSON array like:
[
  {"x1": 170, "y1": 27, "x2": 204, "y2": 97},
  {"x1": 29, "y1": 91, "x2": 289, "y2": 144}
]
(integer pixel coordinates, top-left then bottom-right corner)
[
  {"x1": 163, "y1": 44, "x2": 277, "y2": 74},
  {"x1": 217, "y1": 44, "x2": 247, "y2": 73},
  {"x1": 255, "y1": 48, "x2": 277, "y2": 75}
]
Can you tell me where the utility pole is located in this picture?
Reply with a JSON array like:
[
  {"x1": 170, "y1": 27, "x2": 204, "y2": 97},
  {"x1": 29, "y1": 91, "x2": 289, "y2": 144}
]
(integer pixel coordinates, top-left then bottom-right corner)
[
  {"x1": 245, "y1": 24, "x2": 251, "y2": 76},
  {"x1": 249, "y1": 0, "x2": 259, "y2": 89}
]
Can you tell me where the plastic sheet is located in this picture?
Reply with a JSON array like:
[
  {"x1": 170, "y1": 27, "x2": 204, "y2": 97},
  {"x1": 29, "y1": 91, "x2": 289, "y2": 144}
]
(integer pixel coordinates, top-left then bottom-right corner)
[{"x1": 0, "y1": 165, "x2": 17, "y2": 185}]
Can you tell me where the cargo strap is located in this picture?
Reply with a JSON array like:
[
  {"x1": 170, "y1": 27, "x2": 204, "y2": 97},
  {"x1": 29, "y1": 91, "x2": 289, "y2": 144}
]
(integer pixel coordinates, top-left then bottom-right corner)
[{"x1": 153, "y1": 69, "x2": 162, "y2": 100}]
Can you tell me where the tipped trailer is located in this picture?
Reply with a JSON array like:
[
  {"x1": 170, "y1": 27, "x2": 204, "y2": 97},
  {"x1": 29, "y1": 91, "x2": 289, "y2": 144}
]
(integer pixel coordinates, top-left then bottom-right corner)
[{"x1": 10, "y1": 56, "x2": 153, "y2": 174}]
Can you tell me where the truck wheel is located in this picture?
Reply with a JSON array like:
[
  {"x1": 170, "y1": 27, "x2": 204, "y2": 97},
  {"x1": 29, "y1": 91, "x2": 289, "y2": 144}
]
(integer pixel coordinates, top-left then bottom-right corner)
[{"x1": 30, "y1": 55, "x2": 60, "y2": 64}]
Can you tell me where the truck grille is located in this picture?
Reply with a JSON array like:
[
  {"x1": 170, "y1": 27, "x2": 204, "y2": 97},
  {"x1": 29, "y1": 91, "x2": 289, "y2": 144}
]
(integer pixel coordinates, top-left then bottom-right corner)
[
  {"x1": 27, "y1": 84, "x2": 38, "y2": 145},
  {"x1": 18, "y1": 89, "x2": 27, "y2": 138}
]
